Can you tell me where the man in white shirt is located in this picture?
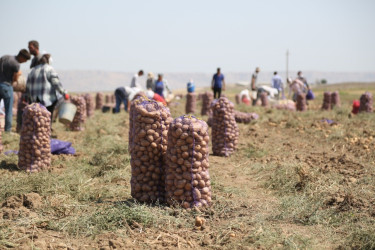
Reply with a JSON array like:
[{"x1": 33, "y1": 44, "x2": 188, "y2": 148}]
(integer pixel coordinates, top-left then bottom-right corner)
[{"x1": 130, "y1": 70, "x2": 144, "y2": 89}]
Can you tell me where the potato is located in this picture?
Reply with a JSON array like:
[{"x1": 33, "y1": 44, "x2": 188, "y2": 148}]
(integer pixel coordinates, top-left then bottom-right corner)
[
  {"x1": 18, "y1": 103, "x2": 51, "y2": 172},
  {"x1": 165, "y1": 115, "x2": 211, "y2": 209},
  {"x1": 211, "y1": 97, "x2": 239, "y2": 157},
  {"x1": 130, "y1": 98, "x2": 172, "y2": 203}
]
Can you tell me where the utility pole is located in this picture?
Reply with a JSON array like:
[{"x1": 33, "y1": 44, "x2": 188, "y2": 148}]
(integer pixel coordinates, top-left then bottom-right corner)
[{"x1": 286, "y1": 49, "x2": 289, "y2": 82}]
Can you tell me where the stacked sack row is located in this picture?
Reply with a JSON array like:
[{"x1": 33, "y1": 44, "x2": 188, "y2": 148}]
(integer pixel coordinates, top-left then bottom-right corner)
[{"x1": 129, "y1": 97, "x2": 212, "y2": 208}]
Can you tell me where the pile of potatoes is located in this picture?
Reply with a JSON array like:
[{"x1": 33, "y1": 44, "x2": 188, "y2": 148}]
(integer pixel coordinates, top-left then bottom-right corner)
[
  {"x1": 321, "y1": 91, "x2": 331, "y2": 110},
  {"x1": 84, "y1": 94, "x2": 95, "y2": 117},
  {"x1": 129, "y1": 99, "x2": 173, "y2": 203},
  {"x1": 211, "y1": 97, "x2": 239, "y2": 157},
  {"x1": 260, "y1": 92, "x2": 268, "y2": 107},
  {"x1": 70, "y1": 96, "x2": 87, "y2": 131},
  {"x1": 331, "y1": 91, "x2": 341, "y2": 108},
  {"x1": 185, "y1": 93, "x2": 197, "y2": 114},
  {"x1": 18, "y1": 103, "x2": 51, "y2": 173},
  {"x1": 201, "y1": 92, "x2": 213, "y2": 116},
  {"x1": 359, "y1": 92, "x2": 373, "y2": 113},
  {"x1": 233, "y1": 110, "x2": 259, "y2": 124},
  {"x1": 165, "y1": 115, "x2": 211, "y2": 208},
  {"x1": 95, "y1": 93, "x2": 104, "y2": 110},
  {"x1": 296, "y1": 92, "x2": 307, "y2": 111}
]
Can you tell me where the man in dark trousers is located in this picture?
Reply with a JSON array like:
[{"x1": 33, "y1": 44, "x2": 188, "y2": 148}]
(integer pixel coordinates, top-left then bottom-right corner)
[
  {"x1": 0, "y1": 49, "x2": 31, "y2": 131},
  {"x1": 211, "y1": 67, "x2": 225, "y2": 99}
]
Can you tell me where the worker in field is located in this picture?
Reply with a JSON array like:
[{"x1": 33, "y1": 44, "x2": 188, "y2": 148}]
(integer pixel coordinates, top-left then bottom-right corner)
[
  {"x1": 250, "y1": 67, "x2": 260, "y2": 106},
  {"x1": 211, "y1": 67, "x2": 225, "y2": 99}
]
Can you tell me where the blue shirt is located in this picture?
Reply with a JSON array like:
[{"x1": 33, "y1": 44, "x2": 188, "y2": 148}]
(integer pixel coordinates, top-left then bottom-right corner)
[
  {"x1": 155, "y1": 80, "x2": 164, "y2": 97},
  {"x1": 213, "y1": 73, "x2": 224, "y2": 88}
]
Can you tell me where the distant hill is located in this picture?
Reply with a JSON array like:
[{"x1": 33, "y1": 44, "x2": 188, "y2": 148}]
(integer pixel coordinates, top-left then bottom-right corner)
[{"x1": 23, "y1": 70, "x2": 375, "y2": 93}]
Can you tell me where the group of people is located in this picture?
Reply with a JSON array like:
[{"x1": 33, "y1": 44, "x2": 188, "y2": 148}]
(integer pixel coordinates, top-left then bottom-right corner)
[
  {"x1": 0, "y1": 40, "x2": 68, "y2": 132},
  {"x1": 114, "y1": 70, "x2": 172, "y2": 113}
]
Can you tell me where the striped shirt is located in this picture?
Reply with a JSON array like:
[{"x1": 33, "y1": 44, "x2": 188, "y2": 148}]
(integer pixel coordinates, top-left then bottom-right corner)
[{"x1": 26, "y1": 64, "x2": 67, "y2": 107}]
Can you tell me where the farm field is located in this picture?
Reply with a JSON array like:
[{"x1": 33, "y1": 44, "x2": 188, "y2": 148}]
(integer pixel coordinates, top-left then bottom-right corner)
[{"x1": 0, "y1": 83, "x2": 374, "y2": 249}]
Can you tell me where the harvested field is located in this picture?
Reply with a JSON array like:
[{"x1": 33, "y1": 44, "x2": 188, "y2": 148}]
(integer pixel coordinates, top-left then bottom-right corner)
[{"x1": 0, "y1": 83, "x2": 374, "y2": 249}]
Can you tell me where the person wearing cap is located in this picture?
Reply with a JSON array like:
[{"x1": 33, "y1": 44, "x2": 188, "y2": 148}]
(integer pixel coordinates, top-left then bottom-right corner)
[
  {"x1": 251, "y1": 67, "x2": 260, "y2": 105},
  {"x1": 28, "y1": 40, "x2": 42, "y2": 69},
  {"x1": 211, "y1": 68, "x2": 225, "y2": 99},
  {"x1": 26, "y1": 54, "x2": 69, "y2": 122},
  {"x1": 130, "y1": 70, "x2": 144, "y2": 89},
  {"x1": 0, "y1": 49, "x2": 31, "y2": 131},
  {"x1": 113, "y1": 86, "x2": 141, "y2": 113}
]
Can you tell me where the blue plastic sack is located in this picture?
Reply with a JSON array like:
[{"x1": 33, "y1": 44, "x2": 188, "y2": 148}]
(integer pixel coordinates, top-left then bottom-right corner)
[
  {"x1": 50, "y1": 139, "x2": 76, "y2": 155},
  {"x1": 306, "y1": 89, "x2": 315, "y2": 100}
]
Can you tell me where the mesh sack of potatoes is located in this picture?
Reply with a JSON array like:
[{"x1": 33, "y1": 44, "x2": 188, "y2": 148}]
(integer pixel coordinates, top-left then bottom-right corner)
[
  {"x1": 273, "y1": 99, "x2": 296, "y2": 111},
  {"x1": 197, "y1": 93, "x2": 203, "y2": 101},
  {"x1": 84, "y1": 94, "x2": 95, "y2": 118},
  {"x1": 260, "y1": 92, "x2": 268, "y2": 107},
  {"x1": 95, "y1": 93, "x2": 104, "y2": 110},
  {"x1": 235, "y1": 94, "x2": 240, "y2": 104},
  {"x1": 105, "y1": 95, "x2": 110, "y2": 104},
  {"x1": 18, "y1": 103, "x2": 51, "y2": 173},
  {"x1": 185, "y1": 93, "x2": 197, "y2": 114},
  {"x1": 321, "y1": 91, "x2": 331, "y2": 110},
  {"x1": 330, "y1": 91, "x2": 341, "y2": 108},
  {"x1": 211, "y1": 97, "x2": 239, "y2": 157},
  {"x1": 129, "y1": 99, "x2": 173, "y2": 203},
  {"x1": 201, "y1": 92, "x2": 214, "y2": 116},
  {"x1": 128, "y1": 94, "x2": 148, "y2": 153},
  {"x1": 233, "y1": 110, "x2": 259, "y2": 124},
  {"x1": 165, "y1": 115, "x2": 211, "y2": 209},
  {"x1": 70, "y1": 96, "x2": 87, "y2": 131},
  {"x1": 296, "y1": 92, "x2": 307, "y2": 111},
  {"x1": 359, "y1": 92, "x2": 373, "y2": 113}
]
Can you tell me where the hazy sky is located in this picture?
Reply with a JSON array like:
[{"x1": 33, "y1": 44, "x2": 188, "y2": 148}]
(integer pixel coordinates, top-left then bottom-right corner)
[{"x1": 1, "y1": 0, "x2": 374, "y2": 73}]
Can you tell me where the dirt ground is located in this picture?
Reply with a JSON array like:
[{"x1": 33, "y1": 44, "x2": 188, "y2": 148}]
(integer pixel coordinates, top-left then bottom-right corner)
[{"x1": 0, "y1": 83, "x2": 374, "y2": 249}]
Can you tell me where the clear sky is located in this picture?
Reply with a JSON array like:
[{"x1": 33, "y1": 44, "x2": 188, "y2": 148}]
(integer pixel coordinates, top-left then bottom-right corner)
[{"x1": 1, "y1": 0, "x2": 374, "y2": 73}]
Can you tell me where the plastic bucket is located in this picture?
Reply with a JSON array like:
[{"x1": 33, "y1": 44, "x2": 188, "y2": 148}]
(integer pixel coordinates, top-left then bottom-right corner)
[{"x1": 58, "y1": 102, "x2": 77, "y2": 125}]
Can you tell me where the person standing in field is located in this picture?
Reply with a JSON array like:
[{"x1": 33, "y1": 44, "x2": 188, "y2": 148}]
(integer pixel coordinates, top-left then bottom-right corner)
[
  {"x1": 146, "y1": 72, "x2": 155, "y2": 90},
  {"x1": 271, "y1": 71, "x2": 284, "y2": 99},
  {"x1": 287, "y1": 77, "x2": 306, "y2": 102},
  {"x1": 28, "y1": 40, "x2": 42, "y2": 69},
  {"x1": 250, "y1": 67, "x2": 260, "y2": 105},
  {"x1": 130, "y1": 70, "x2": 144, "y2": 89},
  {"x1": 211, "y1": 67, "x2": 225, "y2": 99},
  {"x1": 154, "y1": 74, "x2": 165, "y2": 98},
  {"x1": 0, "y1": 49, "x2": 31, "y2": 131},
  {"x1": 26, "y1": 54, "x2": 69, "y2": 121},
  {"x1": 297, "y1": 71, "x2": 310, "y2": 90}
]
